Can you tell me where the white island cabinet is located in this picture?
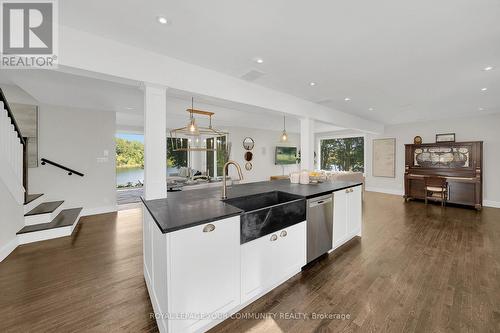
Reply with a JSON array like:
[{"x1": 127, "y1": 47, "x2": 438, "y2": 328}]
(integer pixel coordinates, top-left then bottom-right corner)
[
  {"x1": 333, "y1": 185, "x2": 362, "y2": 250},
  {"x1": 143, "y1": 213, "x2": 241, "y2": 333},
  {"x1": 241, "y1": 221, "x2": 306, "y2": 303},
  {"x1": 143, "y1": 184, "x2": 362, "y2": 333}
]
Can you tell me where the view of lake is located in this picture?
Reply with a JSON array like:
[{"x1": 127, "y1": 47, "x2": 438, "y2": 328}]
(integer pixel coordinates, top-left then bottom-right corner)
[{"x1": 116, "y1": 167, "x2": 144, "y2": 186}]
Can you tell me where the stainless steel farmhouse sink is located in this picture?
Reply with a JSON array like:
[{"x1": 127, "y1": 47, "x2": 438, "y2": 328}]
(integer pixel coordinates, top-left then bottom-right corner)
[{"x1": 224, "y1": 191, "x2": 306, "y2": 244}]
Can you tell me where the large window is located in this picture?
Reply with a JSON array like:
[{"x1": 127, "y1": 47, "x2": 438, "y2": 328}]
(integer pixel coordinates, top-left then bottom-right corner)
[
  {"x1": 320, "y1": 136, "x2": 364, "y2": 172},
  {"x1": 167, "y1": 138, "x2": 188, "y2": 176}
]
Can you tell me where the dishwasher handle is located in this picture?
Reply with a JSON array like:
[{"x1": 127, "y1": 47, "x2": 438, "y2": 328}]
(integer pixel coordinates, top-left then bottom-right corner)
[{"x1": 309, "y1": 197, "x2": 332, "y2": 208}]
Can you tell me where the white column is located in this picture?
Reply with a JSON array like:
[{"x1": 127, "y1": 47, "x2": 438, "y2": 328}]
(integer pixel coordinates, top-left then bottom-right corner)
[
  {"x1": 143, "y1": 84, "x2": 167, "y2": 200},
  {"x1": 300, "y1": 117, "x2": 315, "y2": 170}
]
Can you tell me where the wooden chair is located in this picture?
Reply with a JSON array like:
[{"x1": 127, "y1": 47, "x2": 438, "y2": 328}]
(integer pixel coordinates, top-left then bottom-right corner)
[{"x1": 424, "y1": 177, "x2": 448, "y2": 206}]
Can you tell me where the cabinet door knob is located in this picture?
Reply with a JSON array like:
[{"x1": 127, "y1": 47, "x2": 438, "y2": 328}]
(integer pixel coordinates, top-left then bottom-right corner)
[
  {"x1": 280, "y1": 230, "x2": 287, "y2": 238},
  {"x1": 270, "y1": 234, "x2": 278, "y2": 241},
  {"x1": 350, "y1": 188, "x2": 354, "y2": 193},
  {"x1": 345, "y1": 189, "x2": 349, "y2": 193},
  {"x1": 203, "y1": 224, "x2": 216, "y2": 232}
]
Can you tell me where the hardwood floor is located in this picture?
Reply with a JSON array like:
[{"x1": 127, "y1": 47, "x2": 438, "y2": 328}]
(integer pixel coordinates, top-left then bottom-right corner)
[
  {"x1": 1, "y1": 192, "x2": 499, "y2": 332},
  {"x1": 0, "y1": 209, "x2": 158, "y2": 333}
]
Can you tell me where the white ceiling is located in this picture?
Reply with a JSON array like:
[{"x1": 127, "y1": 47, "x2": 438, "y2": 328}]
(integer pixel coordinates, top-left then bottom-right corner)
[
  {"x1": 0, "y1": 69, "x2": 343, "y2": 133},
  {"x1": 59, "y1": 0, "x2": 500, "y2": 124}
]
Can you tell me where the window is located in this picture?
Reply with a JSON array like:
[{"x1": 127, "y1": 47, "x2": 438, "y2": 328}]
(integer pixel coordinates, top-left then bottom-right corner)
[
  {"x1": 115, "y1": 133, "x2": 144, "y2": 188},
  {"x1": 216, "y1": 136, "x2": 227, "y2": 176},
  {"x1": 205, "y1": 136, "x2": 228, "y2": 178},
  {"x1": 206, "y1": 138, "x2": 215, "y2": 177},
  {"x1": 320, "y1": 136, "x2": 364, "y2": 172},
  {"x1": 167, "y1": 138, "x2": 188, "y2": 176}
]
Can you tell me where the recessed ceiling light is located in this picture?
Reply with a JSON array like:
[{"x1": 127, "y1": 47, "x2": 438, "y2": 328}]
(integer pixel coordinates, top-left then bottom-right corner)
[
  {"x1": 478, "y1": 107, "x2": 484, "y2": 111},
  {"x1": 344, "y1": 97, "x2": 351, "y2": 101},
  {"x1": 255, "y1": 58, "x2": 264, "y2": 64},
  {"x1": 157, "y1": 16, "x2": 168, "y2": 24},
  {"x1": 309, "y1": 82, "x2": 316, "y2": 86},
  {"x1": 481, "y1": 87, "x2": 488, "y2": 91},
  {"x1": 368, "y1": 107, "x2": 374, "y2": 111},
  {"x1": 483, "y1": 66, "x2": 493, "y2": 71},
  {"x1": 125, "y1": 107, "x2": 134, "y2": 110}
]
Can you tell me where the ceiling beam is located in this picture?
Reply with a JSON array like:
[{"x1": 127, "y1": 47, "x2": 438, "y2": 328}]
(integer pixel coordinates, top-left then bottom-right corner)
[{"x1": 58, "y1": 25, "x2": 384, "y2": 134}]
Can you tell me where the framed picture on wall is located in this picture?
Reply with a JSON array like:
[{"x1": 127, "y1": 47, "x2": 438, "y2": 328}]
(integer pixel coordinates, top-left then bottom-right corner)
[
  {"x1": 436, "y1": 133, "x2": 455, "y2": 143},
  {"x1": 372, "y1": 138, "x2": 396, "y2": 178}
]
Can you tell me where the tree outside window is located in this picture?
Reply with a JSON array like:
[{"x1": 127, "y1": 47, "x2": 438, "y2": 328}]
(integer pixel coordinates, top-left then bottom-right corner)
[{"x1": 320, "y1": 137, "x2": 364, "y2": 172}]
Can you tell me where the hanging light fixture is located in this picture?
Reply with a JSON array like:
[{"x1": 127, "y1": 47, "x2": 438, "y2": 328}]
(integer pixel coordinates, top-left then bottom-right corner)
[
  {"x1": 281, "y1": 113, "x2": 288, "y2": 142},
  {"x1": 186, "y1": 97, "x2": 199, "y2": 135},
  {"x1": 170, "y1": 97, "x2": 229, "y2": 152}
]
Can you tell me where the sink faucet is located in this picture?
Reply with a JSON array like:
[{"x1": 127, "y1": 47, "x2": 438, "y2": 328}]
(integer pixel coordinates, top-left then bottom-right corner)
[{"x1": 221, "y1": 160, "x2": 243, "y2": 200}]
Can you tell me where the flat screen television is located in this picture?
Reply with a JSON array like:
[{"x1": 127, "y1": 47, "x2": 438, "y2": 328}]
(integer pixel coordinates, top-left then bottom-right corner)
[{"x1": 275, "y1": 146, "x2": 297, "y2": 165}]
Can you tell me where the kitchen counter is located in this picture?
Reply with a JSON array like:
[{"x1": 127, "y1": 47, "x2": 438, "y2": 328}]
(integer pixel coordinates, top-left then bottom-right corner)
[{"x1": 141, "y1": 179, "x2": 362, "y2": 233}]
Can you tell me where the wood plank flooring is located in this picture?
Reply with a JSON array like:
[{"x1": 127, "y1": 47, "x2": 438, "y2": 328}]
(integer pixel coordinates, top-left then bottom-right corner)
[{"x1": 1, "y1": 192, "x2": 499, "y2": 332}]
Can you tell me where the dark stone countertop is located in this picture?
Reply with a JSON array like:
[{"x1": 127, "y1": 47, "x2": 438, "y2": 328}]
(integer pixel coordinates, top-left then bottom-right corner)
[{"x1": 141, "y1": 179, "x2": 362, "y2": 234}]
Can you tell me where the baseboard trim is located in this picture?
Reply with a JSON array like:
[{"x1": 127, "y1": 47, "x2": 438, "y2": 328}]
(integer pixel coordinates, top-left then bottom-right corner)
[
  {"x1": 0, "y1": 237, "x2": 19, "y2": 262},
  {"x1": 81, "y1": 205, "x2": 117, "y2": 217},
  {"x1": 365, "y1": 187, "x2": 404, "y2": 196},
  {"x1": 483, "y1": 200, "x2": 500, "y2": 208}
]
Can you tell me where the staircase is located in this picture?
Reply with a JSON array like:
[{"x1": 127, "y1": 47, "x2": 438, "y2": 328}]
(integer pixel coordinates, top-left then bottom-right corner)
[
  {"x1": 1, "y1": 88, "x2": 83, "y2": 245},
  {"x1": 18, "y1": 194, "x2": 82, "y2": 244}
]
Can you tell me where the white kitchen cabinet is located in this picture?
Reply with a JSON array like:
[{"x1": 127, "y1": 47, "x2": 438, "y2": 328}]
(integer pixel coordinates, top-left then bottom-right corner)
[
  {"x1": 349, "y1": 185, "x2": 362, "y2": 237},
  {"x1": 168, "y1": 216, "x2": 241, "y2": 333},
  {"x1": 333, "y1": 185, "x2": 362, "y2": 250},
  {"x1": 241, "y1": 221, "x2": 306, "y2": 303},
  {"x1": 333, "y1": 189, "x2": 348, "y2": 248}
]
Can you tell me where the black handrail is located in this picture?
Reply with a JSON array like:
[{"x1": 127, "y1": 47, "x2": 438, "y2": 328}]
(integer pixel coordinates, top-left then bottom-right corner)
[
  {"x1": 41, "y1": 158, "x2": 85, "y2": 177},
  {"x1": 0, "y1": 88, "x2": 26, "y2": 146}
]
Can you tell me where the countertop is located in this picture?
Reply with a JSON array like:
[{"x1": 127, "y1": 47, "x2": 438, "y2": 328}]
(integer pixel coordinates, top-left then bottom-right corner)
[{"x1": 141, "y1": 179, "x2": 362, "y2": 234}]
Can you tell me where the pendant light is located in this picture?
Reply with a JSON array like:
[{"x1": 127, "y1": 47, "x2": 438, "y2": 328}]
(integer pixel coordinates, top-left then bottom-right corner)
[
  {"x1": 281, "y1": 114, "x2": 288, "y2": 142},
  {"x1": 187, "y1": 97, "x2": 199, "y2": 135},
  {"x1": 169, "y1": 97, "x2": 230, "y2": 152}
]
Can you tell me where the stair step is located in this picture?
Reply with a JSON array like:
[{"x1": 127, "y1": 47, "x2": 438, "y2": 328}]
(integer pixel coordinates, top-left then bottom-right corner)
[
  {"x1": 24, "y1": 194, "x2": 46, "y2": 214},
  {"x1": 24, "y1": 193, "x2": 44, "y2": 205},
  {"x1": 17, "y1": 208, "x2": 83, "y2": 235},
  {"x1": 25, "y1": 200, "x2": 64, "y2": 216}
]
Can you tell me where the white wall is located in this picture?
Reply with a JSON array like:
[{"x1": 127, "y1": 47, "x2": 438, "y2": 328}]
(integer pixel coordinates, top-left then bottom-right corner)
[
  {"x1": 364, "y1": 113, "x2": 500, "y2": 207},
  {"x1": 28, "y1": 105, "x2": 117, "y2": 215},
  {"x1": 227, "y1": 127, "x2": 300, "y2": 183},
  {"x1": 0, "y1": 180, "x2": 23, "y2": 261}
]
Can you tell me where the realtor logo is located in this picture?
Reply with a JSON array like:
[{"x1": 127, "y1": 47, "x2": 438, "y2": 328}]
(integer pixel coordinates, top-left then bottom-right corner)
[{"x1": 1, "y1": 0, "x2": 58, "y2": 68}]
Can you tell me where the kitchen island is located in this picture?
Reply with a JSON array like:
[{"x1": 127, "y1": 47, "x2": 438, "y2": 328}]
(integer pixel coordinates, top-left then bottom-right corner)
[{"x1": 142, "y1": 179, "x2": 363, "y2": 333}]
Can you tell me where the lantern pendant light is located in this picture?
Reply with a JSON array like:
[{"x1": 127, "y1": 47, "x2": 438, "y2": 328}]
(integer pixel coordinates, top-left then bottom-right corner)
[{"x1": 169, "y1": 97, "x2": 229, "y2": 152}]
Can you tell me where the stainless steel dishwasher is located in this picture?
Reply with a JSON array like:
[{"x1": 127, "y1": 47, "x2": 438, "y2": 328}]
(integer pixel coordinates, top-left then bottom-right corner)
[{"x1": 306, "y1": 193, "x2": 333, "y2": 263}]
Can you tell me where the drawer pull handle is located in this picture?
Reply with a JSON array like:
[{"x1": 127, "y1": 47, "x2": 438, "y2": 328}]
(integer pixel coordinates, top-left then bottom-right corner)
[
  {"x1": 203, "y1": 224, "x2": 216, "y2": 233},
  {"x1": 280, "y1": 230, "x2": 287, "y2": 238},
  {"x1": 270, "y1": 234, "x2": 278, "y2": 241}
]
